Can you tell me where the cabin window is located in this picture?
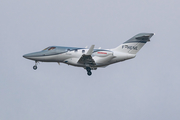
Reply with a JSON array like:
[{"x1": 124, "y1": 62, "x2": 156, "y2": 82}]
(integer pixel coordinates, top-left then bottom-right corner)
[
  {"x1": 74, "y1": 49, "x2": 78, "y2": 52},
  {"x1": 82, "y1": 50, "x2": 85, "y2": 53}
]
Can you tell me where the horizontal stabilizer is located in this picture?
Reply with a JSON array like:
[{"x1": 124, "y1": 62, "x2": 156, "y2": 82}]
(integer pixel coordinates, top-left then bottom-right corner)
[{"x1": 124, "y1": 33, "x2": 154, "y2": 44}]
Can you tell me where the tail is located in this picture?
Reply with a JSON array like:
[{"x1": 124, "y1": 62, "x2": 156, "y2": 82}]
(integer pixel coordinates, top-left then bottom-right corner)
[{"x1": 113, "y1": 33, "x2": 154, "y2": 54}]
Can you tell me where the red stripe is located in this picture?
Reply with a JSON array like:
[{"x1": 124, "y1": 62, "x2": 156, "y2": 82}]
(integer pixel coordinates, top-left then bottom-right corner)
[{"x1": 98, "y1": 52, "x2": 107, "y2": 54}]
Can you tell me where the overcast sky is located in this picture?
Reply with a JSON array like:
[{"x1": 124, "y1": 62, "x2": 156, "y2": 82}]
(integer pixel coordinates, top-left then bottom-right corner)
[{"x1": 0, "y1": 0, "x2": 180, "y2": 120}]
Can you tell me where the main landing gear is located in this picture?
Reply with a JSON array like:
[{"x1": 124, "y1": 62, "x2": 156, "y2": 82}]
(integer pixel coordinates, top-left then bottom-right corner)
[
  {"x1": 33, "y1": 61, "x2": 38, "y2": 70},
  {"x1": 86, "y1": 67, "x2": 92, "y2": 76}
]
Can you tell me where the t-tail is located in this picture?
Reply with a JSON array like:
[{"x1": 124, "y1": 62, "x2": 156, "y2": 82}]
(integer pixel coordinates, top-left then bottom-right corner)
[{"x1": 113, "y1": 33, "x2": 154, "y2": 54}]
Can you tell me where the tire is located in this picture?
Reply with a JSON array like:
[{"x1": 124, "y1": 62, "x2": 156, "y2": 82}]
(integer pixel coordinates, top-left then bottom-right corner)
[
  {"x1": 87, "y1": 71, "x2": 92, "y2": 76},
  {"x1": 33, "y1": 65, "x2": 37, "y2": 70}
]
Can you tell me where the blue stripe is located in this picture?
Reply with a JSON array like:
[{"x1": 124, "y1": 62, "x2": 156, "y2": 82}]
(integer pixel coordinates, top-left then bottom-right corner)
[{"x1": 124, "y1": 41, "x2": 147, "y2": 43}]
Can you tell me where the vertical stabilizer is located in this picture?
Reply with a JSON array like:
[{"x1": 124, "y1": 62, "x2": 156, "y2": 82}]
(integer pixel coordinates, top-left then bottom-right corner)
[{"x1": 113, "y1": 33, "x2": 154, "y2": 54}]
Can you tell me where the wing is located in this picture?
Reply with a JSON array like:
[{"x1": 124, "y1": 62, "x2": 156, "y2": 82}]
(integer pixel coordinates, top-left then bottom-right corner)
[
  {"x1": 78, "y1": 45, "x2": 96, "y2": 66},
  {"x1": 78, "y1": 54, "x2": 96, "y2": 65}
]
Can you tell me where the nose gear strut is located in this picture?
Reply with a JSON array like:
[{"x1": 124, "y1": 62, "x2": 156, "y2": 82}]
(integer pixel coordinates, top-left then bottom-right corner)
[
  {"x1": 86, "y1": 67, "x2": 92, "y2": 76},
  {"x1": 33, "y1": 61, "x2": 38, "y2": 70}
]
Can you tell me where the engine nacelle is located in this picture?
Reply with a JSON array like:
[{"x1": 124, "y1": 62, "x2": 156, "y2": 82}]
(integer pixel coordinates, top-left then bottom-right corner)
[
  {"x1": 93, "y1": 51, "x2": 114, "y2": 65},
  {"x1": 93, "y1": 51, "x2": 113, "y2": 57}
]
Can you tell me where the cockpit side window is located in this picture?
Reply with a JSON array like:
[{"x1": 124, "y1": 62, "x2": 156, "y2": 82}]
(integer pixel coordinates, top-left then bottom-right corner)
[{"x1": 48, "y1": 47, "x2": 56, "y2": 50}]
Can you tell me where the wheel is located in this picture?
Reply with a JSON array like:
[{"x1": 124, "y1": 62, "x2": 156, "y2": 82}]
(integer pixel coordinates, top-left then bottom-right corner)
[
  {"x1": 87, "y1": 71, "x2": 92, "y2": 76},
  {"x1": 33, "y1": 65, "x2": 37, "y2": 70}
]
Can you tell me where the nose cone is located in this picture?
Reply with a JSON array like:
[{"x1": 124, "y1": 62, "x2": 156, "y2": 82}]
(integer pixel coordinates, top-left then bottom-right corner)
[
  {"x1": 23, "y1": 54, "x2": 28, "y2": 58},
  {"x1": 23, "y1": 51, "x2": 45, "y2": 60},
  {"x1": 23, "y1": 53, "x2": 34, "y2": 59}
]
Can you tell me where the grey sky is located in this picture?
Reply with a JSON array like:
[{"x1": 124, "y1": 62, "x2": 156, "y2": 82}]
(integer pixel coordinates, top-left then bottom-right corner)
[{"x1": 0, "y1": 0, "x2": 179, "y2": 120}]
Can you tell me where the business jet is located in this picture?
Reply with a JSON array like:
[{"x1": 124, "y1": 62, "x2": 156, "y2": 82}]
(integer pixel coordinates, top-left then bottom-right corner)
[{"x1": 23, "y1": 33, "x2": 154, "y2": 76}]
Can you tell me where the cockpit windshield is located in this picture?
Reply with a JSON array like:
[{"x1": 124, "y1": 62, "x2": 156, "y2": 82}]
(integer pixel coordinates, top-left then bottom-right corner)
[
  {"x1": 43, "y1": 47, "x2": 56, "y2": 51},
  {"x1": 48, "y1": 47, "x2": 56, "y2": 50}
]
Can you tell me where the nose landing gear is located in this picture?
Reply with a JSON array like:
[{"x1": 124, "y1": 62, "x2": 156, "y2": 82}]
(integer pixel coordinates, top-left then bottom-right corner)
[
  {"x1": 33, "y1": 61, "x2": 38, "y2": 70},
  {"x1": 86, "y1": 67, "x2": 92, "y2": 76}
]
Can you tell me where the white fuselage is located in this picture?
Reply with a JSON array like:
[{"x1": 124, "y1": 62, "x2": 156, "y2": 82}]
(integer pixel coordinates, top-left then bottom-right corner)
[{"x1": 25, "y1": 48, "x2": 136, "y2": 68}]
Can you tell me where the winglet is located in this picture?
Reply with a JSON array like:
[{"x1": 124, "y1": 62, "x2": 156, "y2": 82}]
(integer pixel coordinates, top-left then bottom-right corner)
[{"x1": 86, "y1": 45, "x2": 95, "y2": 55}]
